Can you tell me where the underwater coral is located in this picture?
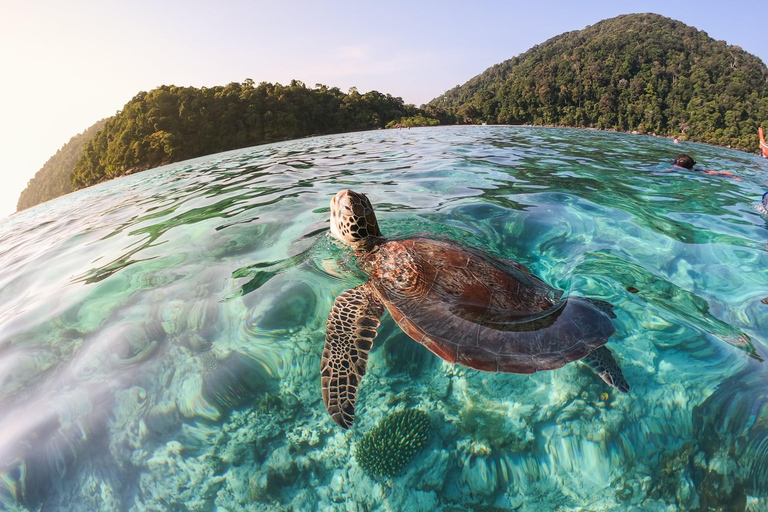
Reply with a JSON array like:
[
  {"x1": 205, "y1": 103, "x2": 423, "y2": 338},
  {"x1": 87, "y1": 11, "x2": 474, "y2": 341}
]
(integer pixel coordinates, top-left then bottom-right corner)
[{"x1": 355, "y1": 408, "x2": 431, "y2": 478}]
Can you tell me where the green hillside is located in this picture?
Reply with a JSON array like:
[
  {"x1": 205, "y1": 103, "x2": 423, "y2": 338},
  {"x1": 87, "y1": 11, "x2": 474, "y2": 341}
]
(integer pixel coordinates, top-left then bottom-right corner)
[
  {"x1": 69, "y1": 81, "x2": 420, "y2": 190},
  {"x1": 428, "y1": 13, "x2": 768, "y2": 151},
  {"x1": 16, "y1": 119, "x2": 107, "y2": 211}
]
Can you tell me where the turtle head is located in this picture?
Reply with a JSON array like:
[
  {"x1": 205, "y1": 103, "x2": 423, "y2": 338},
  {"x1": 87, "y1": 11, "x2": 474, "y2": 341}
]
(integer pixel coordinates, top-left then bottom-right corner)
[{"x1": 330, "y1": 189, "x2": 383, "y2": 245}]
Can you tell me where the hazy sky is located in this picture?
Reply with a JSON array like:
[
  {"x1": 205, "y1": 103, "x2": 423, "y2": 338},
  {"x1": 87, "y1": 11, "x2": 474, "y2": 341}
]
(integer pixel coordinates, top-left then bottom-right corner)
[{"x1": 1, "y1": 0, "x2": 767, "y2": 220}]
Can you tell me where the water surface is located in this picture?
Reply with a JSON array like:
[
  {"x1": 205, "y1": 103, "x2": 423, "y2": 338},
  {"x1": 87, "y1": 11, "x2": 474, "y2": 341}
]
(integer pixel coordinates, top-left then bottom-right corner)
[{"x1": 1, "y1": 126, "x2": 768, "y2": 511}]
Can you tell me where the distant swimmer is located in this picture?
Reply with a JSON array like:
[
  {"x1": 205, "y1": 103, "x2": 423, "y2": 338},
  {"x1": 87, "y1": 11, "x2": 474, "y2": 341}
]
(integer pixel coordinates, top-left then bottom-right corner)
[
  {"x1": 756, "y1": 191, "x2": 768, "y2": 215},
  {"x1": 673, "y1": 154, "x2": 695, "y2": 169},
  {"x1": 674, "y1": 138, "x2": 679, "y2": 144},
  {"x1": 673, "y1": 154, "x2": 743, "y2": 181}
]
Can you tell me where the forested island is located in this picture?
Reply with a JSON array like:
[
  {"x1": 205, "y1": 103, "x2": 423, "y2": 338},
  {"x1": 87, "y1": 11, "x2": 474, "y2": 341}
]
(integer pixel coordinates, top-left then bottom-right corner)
[
  {"x1": 16, "y1": 13, "x2": 768, "y2": 211},
  {"x1": 69, "y1": 81, "x2": 426, "y2": 190},
  {"x1": 428, "y1": 13, "x2": 768, "y2": 151}
]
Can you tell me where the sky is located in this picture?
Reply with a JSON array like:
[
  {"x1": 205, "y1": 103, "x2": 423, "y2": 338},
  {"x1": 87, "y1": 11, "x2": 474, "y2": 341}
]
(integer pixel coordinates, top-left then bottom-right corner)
[{"x1": 1, "y1": 0, "x2": 767, "y2": 220}]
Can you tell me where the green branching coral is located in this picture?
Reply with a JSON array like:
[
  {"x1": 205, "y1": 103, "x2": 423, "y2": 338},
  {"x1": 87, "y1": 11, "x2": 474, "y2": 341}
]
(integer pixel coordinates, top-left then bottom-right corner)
[{"x1": 355, "y1": 409, "x2": 431, "y2": 478}]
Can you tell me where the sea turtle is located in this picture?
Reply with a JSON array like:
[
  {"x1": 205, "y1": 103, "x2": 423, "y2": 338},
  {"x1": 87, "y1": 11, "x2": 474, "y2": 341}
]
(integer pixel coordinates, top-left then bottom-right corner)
[{"x1": 322, "y1": 189, "x2": 629, "y2": 429}]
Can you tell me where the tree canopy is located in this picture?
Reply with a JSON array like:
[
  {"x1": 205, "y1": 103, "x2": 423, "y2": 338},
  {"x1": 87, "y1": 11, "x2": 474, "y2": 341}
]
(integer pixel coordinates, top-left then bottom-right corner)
[
  {"x1": 429, "y1": 13, "x2": 768, "y2": 152},
  {"x1": 385, "y1": 114, "x2": 440, "y2": 128},
  {"x1": 69, "y1": 81, "x2": 421, "y2": 189}
]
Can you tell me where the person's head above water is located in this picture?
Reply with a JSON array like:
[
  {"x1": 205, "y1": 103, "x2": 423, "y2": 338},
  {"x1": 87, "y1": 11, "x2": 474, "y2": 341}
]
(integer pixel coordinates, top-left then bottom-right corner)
[
  {"x1": 674, "y1": 154, "x2": 696, "y2": 170},
  {"x1": 757, "y1": 191, "x2": 768, "y2": 215}
]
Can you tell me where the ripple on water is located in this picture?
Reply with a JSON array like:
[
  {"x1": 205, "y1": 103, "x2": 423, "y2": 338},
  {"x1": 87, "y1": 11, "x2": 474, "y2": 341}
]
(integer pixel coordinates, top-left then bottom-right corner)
[{"x1": 0, "y1": 126, "x2": 767, "y2": 511}]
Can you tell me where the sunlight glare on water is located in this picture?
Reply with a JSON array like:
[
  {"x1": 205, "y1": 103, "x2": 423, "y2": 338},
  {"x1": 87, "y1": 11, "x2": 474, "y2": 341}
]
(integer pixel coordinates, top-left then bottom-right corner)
[{"x1": 0, "y1": 126, "x2": 767, "y2": 511}]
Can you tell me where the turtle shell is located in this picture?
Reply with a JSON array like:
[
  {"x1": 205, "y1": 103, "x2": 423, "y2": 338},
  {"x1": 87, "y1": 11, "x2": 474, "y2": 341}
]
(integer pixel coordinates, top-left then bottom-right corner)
[{"x1": 366, "y1": 237, "x2": 616, "y2": 374}]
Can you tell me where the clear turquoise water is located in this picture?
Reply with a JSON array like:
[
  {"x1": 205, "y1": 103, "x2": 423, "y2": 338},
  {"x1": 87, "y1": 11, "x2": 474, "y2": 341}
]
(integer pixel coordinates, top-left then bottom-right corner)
[{"x1": 1, "y1": 126, "x2": 767, "y2": 511}]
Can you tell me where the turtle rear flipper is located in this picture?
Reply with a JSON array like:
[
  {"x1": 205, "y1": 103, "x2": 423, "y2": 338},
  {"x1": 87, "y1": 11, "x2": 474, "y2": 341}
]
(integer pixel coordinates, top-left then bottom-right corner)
[
  {"x1": 322, "y1": 282, "x2": 384, "y2": 429},
  {"x1": 584, "y1": 297, "x2": 617, "y2": 319},
  {"x1": 582, "y1": 346, "x2": 630, "y2": 392}
]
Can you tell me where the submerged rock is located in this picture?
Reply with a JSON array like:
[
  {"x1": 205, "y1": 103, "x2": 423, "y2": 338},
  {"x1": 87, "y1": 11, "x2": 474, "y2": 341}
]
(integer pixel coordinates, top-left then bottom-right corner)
[
  {"x1": 246, "y1": 280, "x2": 317, "y2": 333},
  {"x1": 201, "y1": 351, "x2": 272, "y2": 410},
  {"x1": 174, "y1": 350, "x2": 277, "y2": 421}
]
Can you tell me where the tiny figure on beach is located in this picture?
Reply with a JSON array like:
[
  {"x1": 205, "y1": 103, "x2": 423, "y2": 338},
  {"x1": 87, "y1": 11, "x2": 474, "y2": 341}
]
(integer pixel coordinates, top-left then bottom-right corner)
[{"x1": 673, "y1": 154, "x2": 743, "y2": 181}]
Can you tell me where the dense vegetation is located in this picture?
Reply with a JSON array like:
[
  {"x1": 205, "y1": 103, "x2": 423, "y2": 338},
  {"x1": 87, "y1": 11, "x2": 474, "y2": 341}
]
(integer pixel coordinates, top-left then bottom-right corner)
[
  {"x1": 69, "y1": 80, "x2": 421, "y2": 189},
  {"x1": 385, "y1": 114, "x2": 440, "y2": 128},
  {"x1": 16, "y1": 119, "x2": 107, "y2": 211},
  {"x1": 429, "y1": 13, "x2": 768, "y2": 152}
]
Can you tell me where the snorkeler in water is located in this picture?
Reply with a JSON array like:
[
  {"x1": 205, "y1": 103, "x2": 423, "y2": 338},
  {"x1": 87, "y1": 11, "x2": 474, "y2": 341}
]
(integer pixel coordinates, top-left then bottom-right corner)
[
  {"x1": 672, "y1": 154, "x2": 695, "y2": 169},
  {"x1": 673, "y1": 154, "x2": 743, "y2": 181},
  {"x1": 757, "y1": 191, "x2": 768, "y2": 215}
]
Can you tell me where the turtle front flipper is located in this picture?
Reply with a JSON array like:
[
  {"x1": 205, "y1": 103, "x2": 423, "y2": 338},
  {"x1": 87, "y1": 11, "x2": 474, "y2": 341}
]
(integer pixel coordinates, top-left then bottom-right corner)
[
  {"x1": 322, "y1": 282, "x2": 384, "y2": 429},
  {"x1": 582, "y1": 346, "x2": 630, "y2": 393}
]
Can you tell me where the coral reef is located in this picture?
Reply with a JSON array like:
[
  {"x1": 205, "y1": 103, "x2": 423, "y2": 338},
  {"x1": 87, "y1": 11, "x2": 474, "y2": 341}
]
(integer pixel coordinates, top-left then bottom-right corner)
[{"x1": 355, "y1": 408, "x2": 431, "y2": 478}]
